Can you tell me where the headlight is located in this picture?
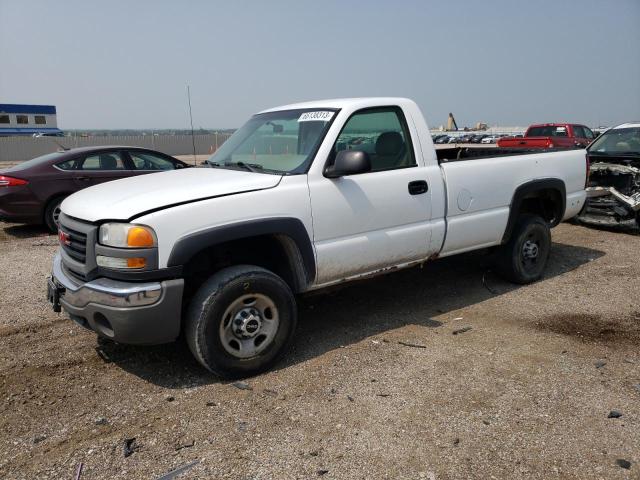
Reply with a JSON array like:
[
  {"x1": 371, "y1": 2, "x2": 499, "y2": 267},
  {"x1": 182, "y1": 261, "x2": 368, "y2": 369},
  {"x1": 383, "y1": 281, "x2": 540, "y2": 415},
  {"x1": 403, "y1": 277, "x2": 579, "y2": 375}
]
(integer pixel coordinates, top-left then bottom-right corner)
[{"x1": 99, "y1": 223, "x2": 157, "y2": 248}]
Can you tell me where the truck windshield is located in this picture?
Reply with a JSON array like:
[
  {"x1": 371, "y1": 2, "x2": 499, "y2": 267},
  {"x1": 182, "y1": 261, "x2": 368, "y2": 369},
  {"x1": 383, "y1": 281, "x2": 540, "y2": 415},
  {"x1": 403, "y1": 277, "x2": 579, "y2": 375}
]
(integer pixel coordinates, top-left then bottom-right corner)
[
  {"x1": 589, "y1": 127, "x2": 640, "y2": 155},
  {"x1": 206, "y1": 109, "x2": 337, "y2": 174}
]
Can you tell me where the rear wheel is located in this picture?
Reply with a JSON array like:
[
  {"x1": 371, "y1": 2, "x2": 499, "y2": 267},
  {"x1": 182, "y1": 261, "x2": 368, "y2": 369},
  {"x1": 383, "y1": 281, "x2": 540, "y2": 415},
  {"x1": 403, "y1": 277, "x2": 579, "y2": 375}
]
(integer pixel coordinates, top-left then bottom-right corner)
[
  {"x1": 494, "y1": 214, "x2": 551, "y2": 284},
  {"x1": 185, "y1": 265, "x2": 297, "y2": 378},
  {"x1": 44, "y1": 197, "x2": 64, "y2": 233}
]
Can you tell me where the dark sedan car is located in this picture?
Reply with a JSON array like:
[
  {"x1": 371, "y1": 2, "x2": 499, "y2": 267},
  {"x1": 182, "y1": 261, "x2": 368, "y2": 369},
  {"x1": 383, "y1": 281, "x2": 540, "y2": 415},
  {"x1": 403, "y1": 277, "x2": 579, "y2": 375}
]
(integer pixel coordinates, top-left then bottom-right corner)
[{"x1": 0, "y1": 146, "x2": 189, "y2": 231}]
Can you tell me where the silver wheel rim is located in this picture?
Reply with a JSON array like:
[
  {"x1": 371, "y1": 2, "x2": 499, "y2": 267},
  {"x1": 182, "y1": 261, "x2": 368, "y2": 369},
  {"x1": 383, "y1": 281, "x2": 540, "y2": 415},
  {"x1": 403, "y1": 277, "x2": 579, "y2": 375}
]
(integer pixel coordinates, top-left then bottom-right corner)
[
  {"x1": 52, "y1": 205, "x2": 62, "y2": 227},
  {"x1": 219, "y1": 293, "x2": 279, "y2": 359}
]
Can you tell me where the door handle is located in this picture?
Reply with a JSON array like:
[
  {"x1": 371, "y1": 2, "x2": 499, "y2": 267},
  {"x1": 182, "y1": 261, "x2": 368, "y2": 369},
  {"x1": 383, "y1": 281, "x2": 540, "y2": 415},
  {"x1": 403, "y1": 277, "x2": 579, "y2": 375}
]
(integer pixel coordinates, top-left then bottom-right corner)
[
  {"x1": 75, "y1": 176, "x2": 90, "y2": 181},
  {"x1": 408, "y1": 180, "x2": 428, "y2": 195}
]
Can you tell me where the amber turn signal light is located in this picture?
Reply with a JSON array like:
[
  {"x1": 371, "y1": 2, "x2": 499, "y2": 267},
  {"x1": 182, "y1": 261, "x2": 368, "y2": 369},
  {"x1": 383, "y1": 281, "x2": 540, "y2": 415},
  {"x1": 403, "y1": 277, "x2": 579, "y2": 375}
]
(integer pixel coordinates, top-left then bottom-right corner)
[
  {"x1": 126, "y1": 257, "x2": 147, "y2": 269},
  {"x1": 127, "y1": 227, "x2": 155, "y2": 248}
]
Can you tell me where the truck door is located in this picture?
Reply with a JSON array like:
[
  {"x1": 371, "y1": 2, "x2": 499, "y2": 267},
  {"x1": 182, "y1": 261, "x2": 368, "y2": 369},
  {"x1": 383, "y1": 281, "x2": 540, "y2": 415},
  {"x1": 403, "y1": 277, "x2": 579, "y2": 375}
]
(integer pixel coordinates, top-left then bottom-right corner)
[
  {"x1": 571, "y1": 125, "x2": 588, "y2": 148},
  {"x1": 307, "y1": 106, "x2": 433, "y2": 285},
  {"x1": 572, "y1": 126, "x2": 589, "y2": 148}
]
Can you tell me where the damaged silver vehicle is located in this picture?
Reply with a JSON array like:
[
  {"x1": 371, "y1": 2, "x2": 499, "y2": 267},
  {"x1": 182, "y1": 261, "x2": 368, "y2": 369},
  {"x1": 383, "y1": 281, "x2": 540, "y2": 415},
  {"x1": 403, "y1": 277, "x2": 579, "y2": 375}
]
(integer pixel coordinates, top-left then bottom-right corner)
[{"x1": 578, "y1": 123, "x2": 640, "y2": 229}]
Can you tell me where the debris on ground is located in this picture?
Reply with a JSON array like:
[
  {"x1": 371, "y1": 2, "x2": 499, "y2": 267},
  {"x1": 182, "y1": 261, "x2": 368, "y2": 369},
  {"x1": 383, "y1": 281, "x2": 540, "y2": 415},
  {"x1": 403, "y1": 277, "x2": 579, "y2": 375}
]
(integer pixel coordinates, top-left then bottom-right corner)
[
  {"x1": 174, "y1": 438, "x2": 195, "y2": 451},
  {"x1": 155, "y1": 460, "x2": 200, "y2": 480},
  {"x1": 615, "y1": 459, "x2": 632, "y2": 470},
  {"x1": 123, "y1": 437, "x2": 138, "y2": 458},
  {"x1": 74, "y1": 463, "x2": 83, "y2": 480},
  {"x1": 398, "y1": 341, "x2": 427, "y2": 349},
  {"x1": 595, "y1": 360, "x2": 607, "y2": 369},
  {"x1": 231, "y1": 381, "x2": 252, "y2": 391},
  {"x1": 607, "y1": 410, "x2": 622, "y2": 418},
  {"x1": 452, "y1": 326, "x2": 472, "y2": 335}
]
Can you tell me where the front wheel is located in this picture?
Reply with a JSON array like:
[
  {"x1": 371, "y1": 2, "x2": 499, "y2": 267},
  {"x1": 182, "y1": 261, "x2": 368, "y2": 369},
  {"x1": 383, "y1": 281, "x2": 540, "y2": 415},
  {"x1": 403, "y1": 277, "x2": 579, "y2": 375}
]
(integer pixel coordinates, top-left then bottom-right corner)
[
  {"x1": 494, "y1": 214, "x2": 551, "y2": 284},
  {"x1": 44, "y1": 197, "x2": 64, "y2": 233},
  {"x1": 185, "y1": 265, "x2": 297, "y2": 378}
]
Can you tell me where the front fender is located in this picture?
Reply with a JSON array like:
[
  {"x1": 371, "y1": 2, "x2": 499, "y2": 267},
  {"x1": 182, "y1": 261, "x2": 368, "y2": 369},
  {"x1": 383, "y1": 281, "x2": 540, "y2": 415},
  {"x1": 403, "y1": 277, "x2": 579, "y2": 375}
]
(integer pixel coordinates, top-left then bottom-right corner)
[{"x1": 166, "y1": 217, "x2": 316, "y2": 284}]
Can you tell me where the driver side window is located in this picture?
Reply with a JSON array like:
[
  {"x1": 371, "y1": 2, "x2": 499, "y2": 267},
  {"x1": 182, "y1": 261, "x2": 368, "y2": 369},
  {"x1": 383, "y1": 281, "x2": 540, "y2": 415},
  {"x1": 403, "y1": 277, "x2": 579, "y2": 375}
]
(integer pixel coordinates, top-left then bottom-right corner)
[{"x1": 332, "y1": 107, "x2": 416, "y2": 172}]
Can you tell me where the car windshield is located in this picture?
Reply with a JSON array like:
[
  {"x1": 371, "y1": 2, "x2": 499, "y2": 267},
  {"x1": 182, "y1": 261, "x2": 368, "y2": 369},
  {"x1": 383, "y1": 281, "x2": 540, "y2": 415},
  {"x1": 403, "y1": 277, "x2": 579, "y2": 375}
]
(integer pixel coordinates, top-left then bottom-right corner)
[
  {"x1": 206, "y1": 109, "x2": 337, "y2": 174},
  {"x1": 4, "y1": 151, "x2": 66, "y2": 172},
  {"x1": 588, "y1": 127, "x2": 640, "y2": 155}
]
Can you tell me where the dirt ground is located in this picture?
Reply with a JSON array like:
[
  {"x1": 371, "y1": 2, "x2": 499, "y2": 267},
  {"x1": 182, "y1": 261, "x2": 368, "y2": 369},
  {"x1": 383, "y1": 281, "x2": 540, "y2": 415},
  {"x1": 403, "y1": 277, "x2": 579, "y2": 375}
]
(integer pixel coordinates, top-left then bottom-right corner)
[{"x1": 0, "y1": 221, "x2": 638, "y2": 479}]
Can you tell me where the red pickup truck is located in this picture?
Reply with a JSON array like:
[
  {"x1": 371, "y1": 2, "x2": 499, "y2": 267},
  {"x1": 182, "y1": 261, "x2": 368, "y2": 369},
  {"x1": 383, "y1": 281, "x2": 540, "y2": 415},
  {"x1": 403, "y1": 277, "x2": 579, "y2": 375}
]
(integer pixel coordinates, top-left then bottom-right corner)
[{"x1": 497, "y1": 123, "x2": 595, "y2": 149}]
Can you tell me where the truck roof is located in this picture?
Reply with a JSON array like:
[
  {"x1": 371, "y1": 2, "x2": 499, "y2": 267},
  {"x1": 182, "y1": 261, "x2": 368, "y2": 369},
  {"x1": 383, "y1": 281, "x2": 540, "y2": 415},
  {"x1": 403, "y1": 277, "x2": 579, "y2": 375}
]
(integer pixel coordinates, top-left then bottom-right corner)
[
  {"x1": 258, "y1": 97, "x2": 414, "y2": 114},
  {"x1": 612, "y1": 122, "x2": 640, "y2": 129},
  {"x1": 528, "y1": 123, "x2": 584, "y2": 128}
]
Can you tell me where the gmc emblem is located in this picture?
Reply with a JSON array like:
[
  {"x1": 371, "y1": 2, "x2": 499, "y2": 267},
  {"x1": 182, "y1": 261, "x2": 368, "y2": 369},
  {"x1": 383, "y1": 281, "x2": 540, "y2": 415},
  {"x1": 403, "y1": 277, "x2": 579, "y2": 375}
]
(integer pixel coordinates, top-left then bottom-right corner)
[{"x1": 58, "y1": 230, "x2": 71, "y2": 246}]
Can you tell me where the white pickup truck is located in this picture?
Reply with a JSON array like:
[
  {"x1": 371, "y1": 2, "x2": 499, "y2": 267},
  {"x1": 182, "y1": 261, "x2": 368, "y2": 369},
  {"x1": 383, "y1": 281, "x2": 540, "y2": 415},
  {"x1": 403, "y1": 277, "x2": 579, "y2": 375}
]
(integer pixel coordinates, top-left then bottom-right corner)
[{"x1": 48, "y1": 98, "x2": 588, "y2": 377}]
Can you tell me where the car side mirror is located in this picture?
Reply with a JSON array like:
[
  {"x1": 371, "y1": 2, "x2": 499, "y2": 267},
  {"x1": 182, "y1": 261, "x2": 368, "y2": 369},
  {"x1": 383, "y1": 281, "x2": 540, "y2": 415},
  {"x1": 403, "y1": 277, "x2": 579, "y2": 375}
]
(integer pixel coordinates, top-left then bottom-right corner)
[
  {"x1": 175, "y1": 163, "x2": 185, "y2": 169},
  {"x1": 325, "y1": 150, "x2": 371, "y2": 178}
]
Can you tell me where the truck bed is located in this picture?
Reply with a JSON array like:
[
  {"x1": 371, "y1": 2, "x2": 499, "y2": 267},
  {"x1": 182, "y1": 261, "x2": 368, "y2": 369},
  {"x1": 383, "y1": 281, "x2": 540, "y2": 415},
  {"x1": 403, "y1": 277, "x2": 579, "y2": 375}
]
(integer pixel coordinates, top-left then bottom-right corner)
[{"x1": 435, "y1": 146, "x2": 582, "y2": 164}]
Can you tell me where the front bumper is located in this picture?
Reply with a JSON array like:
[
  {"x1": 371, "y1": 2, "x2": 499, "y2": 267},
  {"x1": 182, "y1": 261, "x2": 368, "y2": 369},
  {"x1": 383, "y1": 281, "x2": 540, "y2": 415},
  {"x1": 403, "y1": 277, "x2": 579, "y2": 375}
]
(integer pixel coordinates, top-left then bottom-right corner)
[{"x1": 49, "y1": 252, "x2": 184, "y2": 345}]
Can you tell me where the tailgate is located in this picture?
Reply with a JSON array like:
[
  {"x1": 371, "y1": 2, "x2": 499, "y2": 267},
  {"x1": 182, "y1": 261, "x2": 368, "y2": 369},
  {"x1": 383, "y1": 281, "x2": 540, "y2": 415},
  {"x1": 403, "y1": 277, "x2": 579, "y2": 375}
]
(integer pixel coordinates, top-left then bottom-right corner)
[{"x1": 497, "y1": 137, "x2": 550, "y2": 148}]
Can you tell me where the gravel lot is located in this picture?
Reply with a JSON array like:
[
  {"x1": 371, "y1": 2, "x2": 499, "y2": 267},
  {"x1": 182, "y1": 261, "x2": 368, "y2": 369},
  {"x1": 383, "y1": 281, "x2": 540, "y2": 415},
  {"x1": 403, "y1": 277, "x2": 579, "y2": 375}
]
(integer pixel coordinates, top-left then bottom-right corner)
[{"x1": 0, "y1": 221, "x2": 638, "y2": 479}]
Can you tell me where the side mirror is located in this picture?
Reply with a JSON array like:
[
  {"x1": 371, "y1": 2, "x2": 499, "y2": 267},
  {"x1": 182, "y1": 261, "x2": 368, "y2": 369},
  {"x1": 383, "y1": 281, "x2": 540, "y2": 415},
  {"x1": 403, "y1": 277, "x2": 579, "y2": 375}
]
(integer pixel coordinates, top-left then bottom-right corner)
[
  {"x1": 175, "y1": 163, "x2": 185, "y2": 169},
  {"x1": 325, "y1": 150, "x2": 371, "y2": 178}
]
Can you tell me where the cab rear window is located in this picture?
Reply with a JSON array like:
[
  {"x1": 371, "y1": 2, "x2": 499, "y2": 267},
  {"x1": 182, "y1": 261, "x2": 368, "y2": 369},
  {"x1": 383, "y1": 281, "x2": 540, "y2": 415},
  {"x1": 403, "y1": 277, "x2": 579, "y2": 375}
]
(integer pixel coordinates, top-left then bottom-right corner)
[{"x1": 527, "y1": 126, "x2": 568, "y2": 137}]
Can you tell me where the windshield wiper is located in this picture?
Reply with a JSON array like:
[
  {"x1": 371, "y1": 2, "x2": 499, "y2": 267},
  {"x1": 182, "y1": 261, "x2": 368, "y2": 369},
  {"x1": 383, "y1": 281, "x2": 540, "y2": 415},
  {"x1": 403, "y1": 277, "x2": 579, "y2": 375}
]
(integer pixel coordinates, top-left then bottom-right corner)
[
  {"x1": 208, "y1": 160, "x2": 284, "y2": 175},
  {"x1": 224, "y1": 161, "x2": 264, "y2": 173}
]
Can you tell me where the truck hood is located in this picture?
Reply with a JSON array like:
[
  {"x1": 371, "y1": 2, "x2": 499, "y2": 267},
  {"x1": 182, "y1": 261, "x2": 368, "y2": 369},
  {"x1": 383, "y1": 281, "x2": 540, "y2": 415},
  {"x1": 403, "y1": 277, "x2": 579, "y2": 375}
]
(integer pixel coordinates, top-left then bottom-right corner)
[{"x1": 61, "y1": 168, "x2": 282, "y2": 222}]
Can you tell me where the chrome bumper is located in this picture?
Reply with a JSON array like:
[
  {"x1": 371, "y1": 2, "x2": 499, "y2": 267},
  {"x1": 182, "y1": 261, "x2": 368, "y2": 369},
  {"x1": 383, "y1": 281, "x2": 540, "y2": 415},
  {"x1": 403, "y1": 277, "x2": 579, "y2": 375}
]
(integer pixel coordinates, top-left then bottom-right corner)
[{"x1": 52, "y1": 251, "x2": 162, "y2": 308}]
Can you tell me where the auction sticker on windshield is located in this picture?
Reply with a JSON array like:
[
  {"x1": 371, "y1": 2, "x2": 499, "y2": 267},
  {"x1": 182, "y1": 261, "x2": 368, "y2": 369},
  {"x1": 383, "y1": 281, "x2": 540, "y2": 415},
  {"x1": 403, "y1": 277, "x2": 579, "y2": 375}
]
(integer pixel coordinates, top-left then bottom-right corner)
[{"x1": 298, "y1": 111, "x2": 334, "y2": 122}]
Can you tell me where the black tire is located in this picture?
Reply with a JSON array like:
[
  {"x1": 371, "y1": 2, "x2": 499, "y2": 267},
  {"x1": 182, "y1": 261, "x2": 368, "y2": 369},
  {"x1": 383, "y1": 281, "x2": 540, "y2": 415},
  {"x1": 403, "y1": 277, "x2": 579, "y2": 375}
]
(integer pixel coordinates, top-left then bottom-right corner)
[
  {"x1": 185, "y1": 265, "x2": 297, "y2": 378},
  {"x1": 44, "y1": 197, "x2": 64, "y2": 233},
  {"x1": 494, "y1": 214, "x2": 551, "y2": 284}
]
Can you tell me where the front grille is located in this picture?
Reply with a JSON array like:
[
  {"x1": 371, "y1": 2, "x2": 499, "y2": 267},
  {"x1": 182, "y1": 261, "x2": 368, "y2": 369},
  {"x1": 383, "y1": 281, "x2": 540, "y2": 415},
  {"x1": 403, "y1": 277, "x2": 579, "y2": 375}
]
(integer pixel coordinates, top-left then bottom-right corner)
[
  {"x1": 58, "y1": 213, "x2": 98, "y2": 281},
  {"x1": 60, "y1": 224, "x2": 88, "y2": 263}
]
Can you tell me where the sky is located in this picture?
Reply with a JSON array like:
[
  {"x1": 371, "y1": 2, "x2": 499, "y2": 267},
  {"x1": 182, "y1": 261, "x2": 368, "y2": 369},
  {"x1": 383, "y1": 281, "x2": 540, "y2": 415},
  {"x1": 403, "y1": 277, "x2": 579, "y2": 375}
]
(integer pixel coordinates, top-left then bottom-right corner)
[{"x1": 1, "y1": 0, "x2": 639, "y2": 130}]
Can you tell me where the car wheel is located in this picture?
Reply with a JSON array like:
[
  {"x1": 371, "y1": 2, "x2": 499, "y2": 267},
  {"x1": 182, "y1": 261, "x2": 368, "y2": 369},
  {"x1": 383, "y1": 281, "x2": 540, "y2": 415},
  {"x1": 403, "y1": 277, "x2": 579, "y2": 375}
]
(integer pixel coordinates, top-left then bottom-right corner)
[
  {"x1": 185, "y1": 265, "x2": 297, "y2": 378},
  {"x1": 494, "y1": 214, "x2": 551, "y2": 284},
  {"x1": 44, "y1": 197, "x2": 64, "y2": 233}
]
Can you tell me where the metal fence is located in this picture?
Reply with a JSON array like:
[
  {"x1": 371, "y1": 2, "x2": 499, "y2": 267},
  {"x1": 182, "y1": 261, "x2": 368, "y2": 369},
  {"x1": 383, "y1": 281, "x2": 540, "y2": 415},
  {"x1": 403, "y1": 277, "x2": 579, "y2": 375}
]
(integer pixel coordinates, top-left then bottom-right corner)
[{"x1": 0, "y1": 133, "x2": 233, "y2": 162}]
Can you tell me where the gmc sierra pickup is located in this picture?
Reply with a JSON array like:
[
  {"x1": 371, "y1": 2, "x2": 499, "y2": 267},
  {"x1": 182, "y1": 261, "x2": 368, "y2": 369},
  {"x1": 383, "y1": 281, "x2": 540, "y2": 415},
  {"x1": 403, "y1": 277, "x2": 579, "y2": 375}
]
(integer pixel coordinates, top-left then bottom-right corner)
[{"x1": 47, "y1": 98, "x2": 588, "y2": 378}]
